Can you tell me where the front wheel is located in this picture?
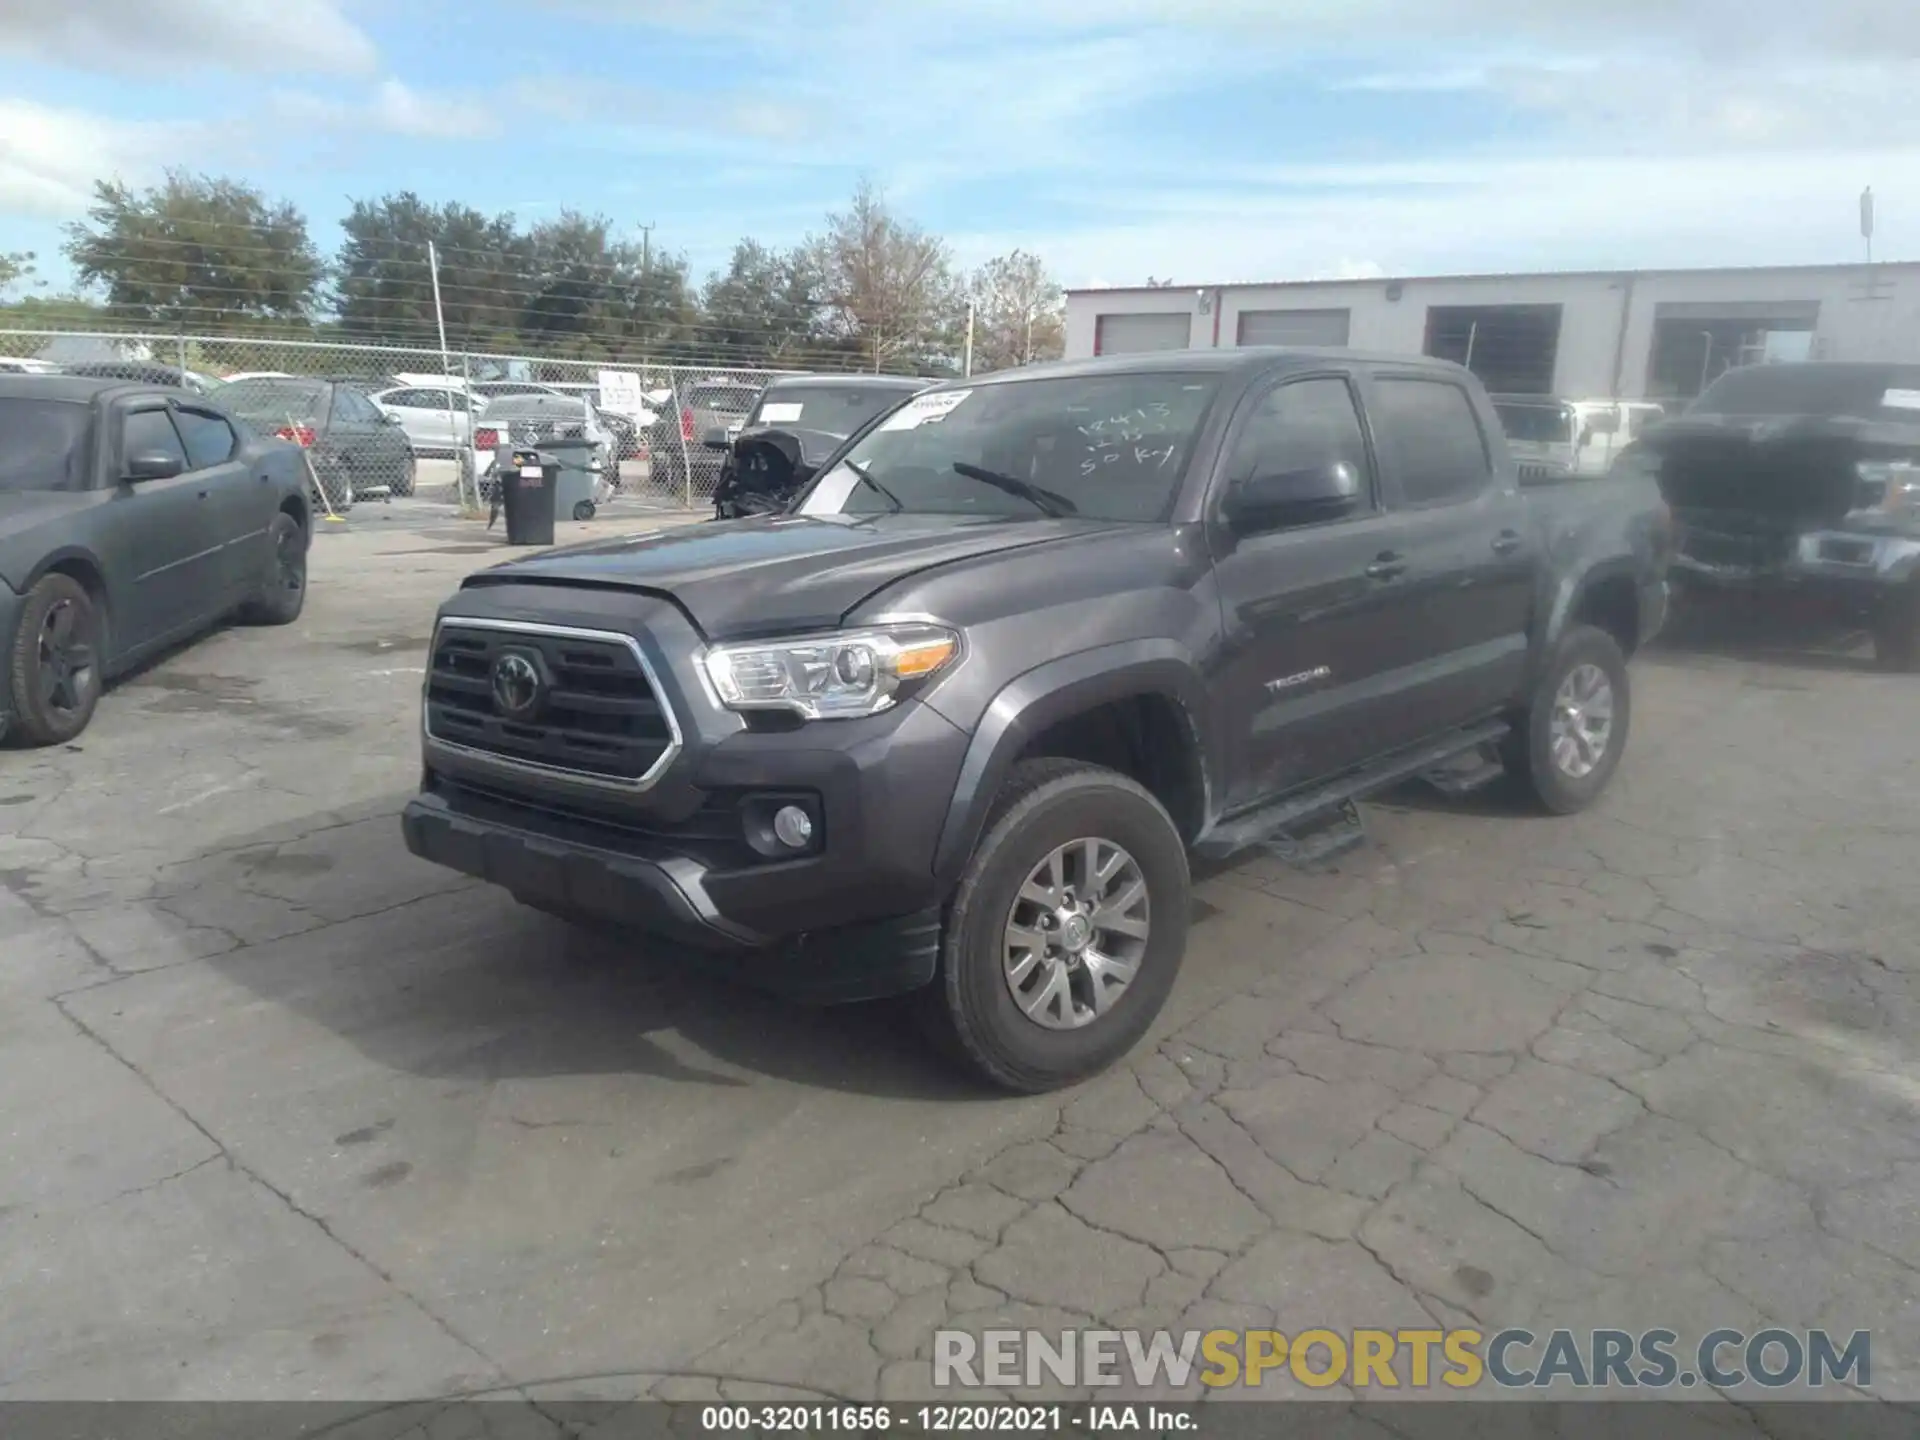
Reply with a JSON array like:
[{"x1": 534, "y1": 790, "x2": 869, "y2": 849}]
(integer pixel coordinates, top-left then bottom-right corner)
[
  {"x1": 1872, "y1": 581, "x2": 1920, "y2": 672},
  {"x1": 8, "y1": 573, "x2": 103, "y2": 746},
  {"x1": 1504, "y1": 624, "x2": 1632, "y2": 814},
  {"x1": 919, "y1": 758, "x2": 1190, "y2": 1093}
]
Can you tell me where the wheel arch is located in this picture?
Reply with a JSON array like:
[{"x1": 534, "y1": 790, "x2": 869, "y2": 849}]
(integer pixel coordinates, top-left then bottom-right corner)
[
  {"x1": 1545, "y1": 559, "x2": 1643, "y2": 661},
  {"x1": 22, "y1": 546, "x2": 115, "y2": 661},
  {"x1": 932, "y1": 641, "x2": 1213, "y2": 885}
]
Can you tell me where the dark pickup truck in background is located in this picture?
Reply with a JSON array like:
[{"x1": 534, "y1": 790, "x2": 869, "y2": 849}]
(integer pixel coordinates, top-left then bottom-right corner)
[
  {"x1": 1622, "y1": 361, "x2": 1920, "y2": 668},
  {"x1": 401, "y1": 349, "x2": 1671, "y2": 1092}
]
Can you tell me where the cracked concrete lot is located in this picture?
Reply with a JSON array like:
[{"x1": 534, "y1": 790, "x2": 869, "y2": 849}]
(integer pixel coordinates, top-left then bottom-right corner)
[{"x1": 3, "y1": 512, "x2": 1917, "y2": 1422}]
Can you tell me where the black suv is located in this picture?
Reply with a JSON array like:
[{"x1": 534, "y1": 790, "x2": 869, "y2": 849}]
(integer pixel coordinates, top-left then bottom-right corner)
[{"x1": 402, "y1": 349, "x2": 1671, "y2": 1091}]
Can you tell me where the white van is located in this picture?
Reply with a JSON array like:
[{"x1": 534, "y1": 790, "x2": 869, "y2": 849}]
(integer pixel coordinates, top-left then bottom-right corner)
[{"x1": 1491, "y1": 396, "x2": 1668, "y2": 480}]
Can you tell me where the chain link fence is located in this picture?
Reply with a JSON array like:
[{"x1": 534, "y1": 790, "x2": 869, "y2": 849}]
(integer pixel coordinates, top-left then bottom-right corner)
[{"x1": 0, "y1": 327, "x2": 840, "y2": 510}]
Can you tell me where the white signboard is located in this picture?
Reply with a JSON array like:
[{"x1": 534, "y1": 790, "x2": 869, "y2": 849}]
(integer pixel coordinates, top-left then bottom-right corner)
[
  {"x1": 597, "y1": 369, "x2": 646, "y2": 419},
  {"x1": 758, "y1": 402, "x2": 805, "y2": 424},
  {"x1": 879, "y1": 389, "x2": 972, "y2": 431}
]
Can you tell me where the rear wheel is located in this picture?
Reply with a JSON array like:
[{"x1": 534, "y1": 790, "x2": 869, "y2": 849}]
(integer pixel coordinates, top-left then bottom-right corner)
[
  {"x1": 238, "y1": 512, "x2": 307, "y2": 626},
  {"x1": 572, "y1": 499, "x2": 596, "y2": 521},
  {"x1": 389, "y1": 452, "x2": 417, "y2": 498},
  {"x1": 1504, "y1": 624, "x2": 1631, "y2": 814},
  {"x1": 917, "y1": 758, "x2": 1190, "y2": 1093},
  {"x1": 8, "y1": 574, "x2": 102, "y2": 746}
]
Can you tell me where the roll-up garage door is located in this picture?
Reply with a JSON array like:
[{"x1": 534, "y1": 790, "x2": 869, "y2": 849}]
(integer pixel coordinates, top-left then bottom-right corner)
[
  {"x1": 1236, "y1": 308, "x2": 1352, "y2": 347},
  {"x1": 1094, "y1": 313, "x2": 1192, "y2": 355}
]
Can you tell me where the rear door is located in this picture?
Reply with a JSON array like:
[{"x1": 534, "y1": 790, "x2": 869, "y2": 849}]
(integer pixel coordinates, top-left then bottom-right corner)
[
  {"x1": 1207, "y1": 371, "x2": 1422, "y2": 809},
  {"x1": 169, "y1": 402, "x2": 263, "y2": 598},
  {"x1": 1362, "y1": 370, "x2": 1535, "y2": 743}
]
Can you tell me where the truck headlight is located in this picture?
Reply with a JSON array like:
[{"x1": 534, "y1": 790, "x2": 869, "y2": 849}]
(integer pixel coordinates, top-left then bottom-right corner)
[{"x1": 701, "y1": 623, "x2": 961, "y2": 719}]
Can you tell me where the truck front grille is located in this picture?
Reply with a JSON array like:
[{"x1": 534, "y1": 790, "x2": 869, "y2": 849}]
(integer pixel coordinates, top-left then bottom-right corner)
[{"x1": 425, "y1": 620, "x2": 679, "y2": 787}]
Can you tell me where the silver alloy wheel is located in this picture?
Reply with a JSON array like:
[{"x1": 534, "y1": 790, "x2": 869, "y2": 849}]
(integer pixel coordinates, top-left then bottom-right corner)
[
  {"x1": 1002, "y1": 837, "x2": 1151, "y2": 1030},
  {"x1": 1549, "y1": 662, "x2": 1615, "y2": 779}
]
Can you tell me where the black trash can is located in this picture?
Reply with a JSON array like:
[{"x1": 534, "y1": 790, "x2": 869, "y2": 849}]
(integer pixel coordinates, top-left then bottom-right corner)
[{"x1": 500, "y1": 448, "x2": 557, "y2": 546}]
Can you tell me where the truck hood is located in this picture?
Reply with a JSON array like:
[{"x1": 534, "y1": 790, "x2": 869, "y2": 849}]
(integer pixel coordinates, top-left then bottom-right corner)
[
  {"x1": 463, "y1": 511, "x2": 1121, "y2": 638},
  {"x1": 1638, "y1": 412, "x2": 1920, "y2": 529}
]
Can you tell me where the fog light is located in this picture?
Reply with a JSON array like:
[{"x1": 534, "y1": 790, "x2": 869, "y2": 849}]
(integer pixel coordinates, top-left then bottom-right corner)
[{"x1": 772, "y1": 805, "x2": 814, "y2": 849}]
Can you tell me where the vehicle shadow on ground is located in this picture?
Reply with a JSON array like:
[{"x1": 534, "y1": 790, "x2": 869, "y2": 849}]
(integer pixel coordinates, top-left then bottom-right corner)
[
  {"x1": 1646, "y1": 596, "x2": 1881, "y2": 674},
  {"x1": 190, "y1": 796, "x2": 996, "y2": 1104}
]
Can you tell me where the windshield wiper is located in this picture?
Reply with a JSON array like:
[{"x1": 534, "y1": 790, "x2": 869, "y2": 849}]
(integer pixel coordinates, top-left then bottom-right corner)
[
  {"x1": 842, "y1": 458, "x2": 904, "y2": 512},
  {"x1": 950, "y1": 462, "x2": 1078, "y2": 517}
]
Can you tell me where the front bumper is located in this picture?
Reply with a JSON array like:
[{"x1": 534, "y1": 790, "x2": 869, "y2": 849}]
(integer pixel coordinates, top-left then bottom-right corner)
[
  {"x1": 400, "y1": 589, "x2": 971, "y2": 1000},
  {"x1": 1673, "y1": 525, "x2": 1920, "y2": 592}
]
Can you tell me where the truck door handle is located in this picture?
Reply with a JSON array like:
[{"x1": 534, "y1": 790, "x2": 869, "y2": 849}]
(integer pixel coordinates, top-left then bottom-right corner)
[
  {"x1": 1492, "y1": 530, "x2": 1523, "y2": 555},
  {"x1": 1365, "y1": 552, "x2": 1407, "y2": 581}
]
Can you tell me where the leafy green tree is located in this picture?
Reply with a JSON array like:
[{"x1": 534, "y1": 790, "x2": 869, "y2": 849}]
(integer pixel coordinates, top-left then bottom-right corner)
[
  {"x1": 0, "y1": 251, "x2": 35, "y2": 296},
  {"x1": 62, "y1": 171, "x2": 320, "y2": 328},
  {"x1": 697, "y1": 240, "x2": 832, "y2": 366},
  {"x1": 335, "y1": 193, "x2": 527, "y2": 350},
  {"x1": 815, "y1": 180, "x2": 962, "y2": 372}
]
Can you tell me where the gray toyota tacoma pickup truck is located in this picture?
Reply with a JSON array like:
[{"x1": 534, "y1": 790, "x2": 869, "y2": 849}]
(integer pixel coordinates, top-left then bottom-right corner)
[{"x1": 401, "y1": 349, "x2": 1671, "y2": 1092}]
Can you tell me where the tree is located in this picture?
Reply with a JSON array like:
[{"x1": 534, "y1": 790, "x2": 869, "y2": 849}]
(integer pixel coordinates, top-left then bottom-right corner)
[
  {"x1": 816, "y1": 180, "x2": 960, "y2": 372},
  {"x1": 334, "y1": 193, "x2": 526, "y2": 350},
  {"x1": 0, "y1": 251, "x2": 35, "y2": 297},
  {"x1": 63, "y1": 171, "x2": 321, "y2": 328},
  {"x1": 967, "y1": 249, "x2": 1064, "y2": 373},
  {"x1": 697, "y1": 240, "x2": 830, "y2": 366}
]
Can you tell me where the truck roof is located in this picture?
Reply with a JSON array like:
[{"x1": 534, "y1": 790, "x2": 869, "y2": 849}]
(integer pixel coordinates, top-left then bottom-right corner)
[
  {"x1": 0, "y1": 374, "x2": 140, "y2": 403},
  {"x1": 958, "y1": 347, "x2": 1469, "y2": 388}
]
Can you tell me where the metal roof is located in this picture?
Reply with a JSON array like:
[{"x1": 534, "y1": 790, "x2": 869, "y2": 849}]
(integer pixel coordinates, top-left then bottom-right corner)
[{"x1": 1067, "y1": 259, "x2": 1920, "y2": 298}]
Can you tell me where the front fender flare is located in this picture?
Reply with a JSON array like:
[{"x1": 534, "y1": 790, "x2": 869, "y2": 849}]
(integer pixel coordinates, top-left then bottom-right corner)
[{"x1": 930, "y1": 639, "x2": 1211, "y2": 883}]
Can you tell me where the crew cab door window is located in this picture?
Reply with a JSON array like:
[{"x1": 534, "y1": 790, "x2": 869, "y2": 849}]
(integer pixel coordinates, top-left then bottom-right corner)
[
  {"x1": 172, "y1": 408, "x2": 238, "y2": 469},
  {"x1": 1219, "y1": 376, "x2": 1375, "y2": 531},
  {"x1": 1369, "y1": 378, "x2": 1493, "y2": 508}
]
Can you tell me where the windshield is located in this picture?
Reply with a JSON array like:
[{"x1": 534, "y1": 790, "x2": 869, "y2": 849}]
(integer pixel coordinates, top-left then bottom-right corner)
[
  {"x1": 749, "y1": 383, "x2": 922, "y2": 434},
  {"x1": 795, "y1": 372, "x2": 1219, "y2": 522},
  {"x1": 687, "y1": 383, "x2": 758, "y2": 415},
  {"x1": 0, "y1": 398, "x2": 91, "y2": 492},
  {"x1": 1689, "y1": 364, "x2": 1920, "y2": 420},
  {"x1": 1493, "y1": 401, "x2": 1575, "y2": 444}
]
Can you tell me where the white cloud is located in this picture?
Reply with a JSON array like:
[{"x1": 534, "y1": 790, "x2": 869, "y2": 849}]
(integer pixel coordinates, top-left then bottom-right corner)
[
  {"x1": 0, "y1": 0, "x2": 376, "y2": 77},
  {"x1": 0, "y1": 98, "x2": 203, "y2": 217},
  {"x1": 272, "y1": 80, "x2": 499, "y2": 141}
]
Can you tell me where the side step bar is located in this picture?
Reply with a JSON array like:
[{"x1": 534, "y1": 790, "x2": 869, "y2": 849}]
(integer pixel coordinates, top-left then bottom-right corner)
[{"x1": 1194, "y1": 719, "x2": 1511, "y2": 861}]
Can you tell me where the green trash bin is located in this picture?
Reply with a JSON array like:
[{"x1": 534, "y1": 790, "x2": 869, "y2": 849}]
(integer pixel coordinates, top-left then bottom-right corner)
[{"x1": 543, "y1": 435, "x2": 605, "y2": 521}]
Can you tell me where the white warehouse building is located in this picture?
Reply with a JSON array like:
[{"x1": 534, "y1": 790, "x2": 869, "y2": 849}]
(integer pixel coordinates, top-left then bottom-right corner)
[{"x1": 1063, "y1": 262, "x2": 1920, "y2": 404}]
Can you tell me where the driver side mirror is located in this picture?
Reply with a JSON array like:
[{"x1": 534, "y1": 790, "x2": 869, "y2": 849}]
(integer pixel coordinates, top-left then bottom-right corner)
[
  {"x1": 125, "y1": 449, "x2": 184, "y2": 482},
  {"x1": 1226, "y1": 460, "x2": 1361, "y2": 534},
  {"x1": 701, "y1": 426, "x2": 731, "y2": 452},
  {"x1": 383, "y1": 411, "x2": 404, "y2": 425}
]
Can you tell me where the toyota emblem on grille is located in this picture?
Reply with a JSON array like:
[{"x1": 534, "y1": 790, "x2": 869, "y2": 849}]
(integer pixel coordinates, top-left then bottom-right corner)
[{"x1": 490, "y1": 650, "x2": 543, "y2": 719}]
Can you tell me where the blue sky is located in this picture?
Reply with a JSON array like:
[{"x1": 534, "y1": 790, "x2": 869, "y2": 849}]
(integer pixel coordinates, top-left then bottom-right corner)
[{"x1": 2, "y1": 0, "x2": 1917, "y2": 297}]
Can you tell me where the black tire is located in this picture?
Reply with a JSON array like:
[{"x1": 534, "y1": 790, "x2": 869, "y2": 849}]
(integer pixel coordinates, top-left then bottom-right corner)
[
  {"x1": 918, "y1": 758, "x2": 1191, "y2": 1093},
  {"x1": 390, "y1": 452, "x2": 416, "y2": 498},
  {"x1": 572, "y1": 499, "x2": 596, "y2": 522},
  {"x1": 8, "y1": 573, "x2": 103, "y2": 746},
  {"x1": 1503, "y1": 623, "x2": 1632, "y2": 814},
  {"x1": 238, "y1": 512, "x2": 307, "y2": 626},
  {"x1": 1872, "y1": 582, "x2": 1920, "y2": 672}
]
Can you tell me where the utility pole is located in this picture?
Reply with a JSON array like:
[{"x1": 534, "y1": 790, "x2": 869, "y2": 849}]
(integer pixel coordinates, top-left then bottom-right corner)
[
  {"x1": 637, "y1": 222, "x2": 656, "y2": 383},
  {"x1": 428, "y1": 240, "x2": 469, "y2": 510},
  {"x1": 963, "y1": 300, "x2": 976, "y2": 378}
]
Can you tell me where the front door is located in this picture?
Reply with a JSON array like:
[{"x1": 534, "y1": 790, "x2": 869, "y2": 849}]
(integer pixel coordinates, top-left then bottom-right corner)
[
  {"x1": 102, "y1": 404, "x2": 226, "y2": 649},
  {"x1": 1207, "y1": 373, "x2": 1428, "y2": 811}
]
